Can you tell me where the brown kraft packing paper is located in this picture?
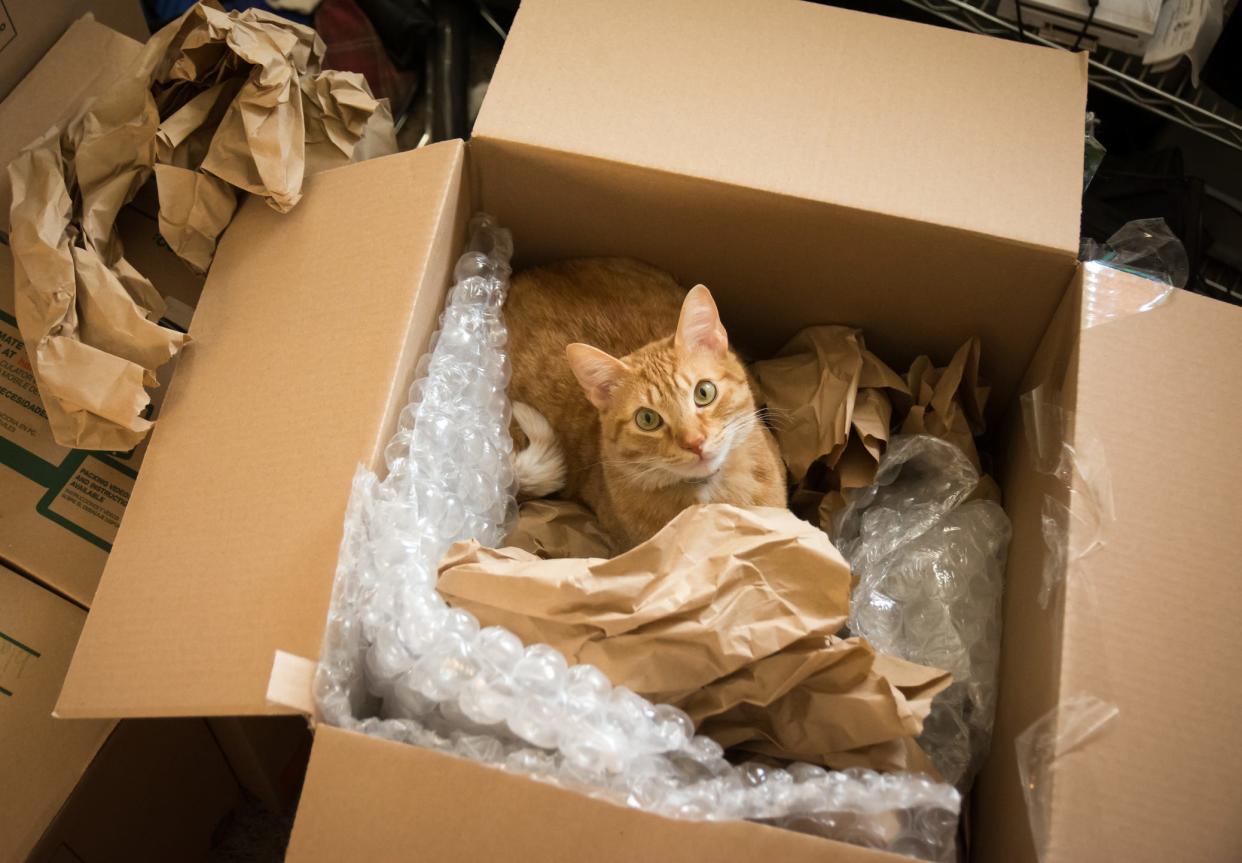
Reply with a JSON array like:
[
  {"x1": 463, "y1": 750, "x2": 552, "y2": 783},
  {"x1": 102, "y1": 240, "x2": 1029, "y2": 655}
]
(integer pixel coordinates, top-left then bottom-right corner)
[
  {"x1": 752, "y1": 326, "x2": 990, "y2": 529},
  {"x1": 898, "y1": 337, "x2": 989, "y2": 471},
  {"x1": 7, "y1": 2, "x2": 395, "y2": 451},
  {"x1": 505, "y1": 499, "x2": 617, "y2": 560},
  {"x1": 440, "y1": 504, "x2": 950, "y2": 773}
]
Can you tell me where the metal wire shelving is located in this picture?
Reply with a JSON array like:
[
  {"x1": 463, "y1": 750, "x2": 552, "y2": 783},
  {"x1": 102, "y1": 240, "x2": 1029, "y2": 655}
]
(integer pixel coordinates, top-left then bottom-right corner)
[{"x1": 897, "y1": 0, "x2": 1242, "y2": 152}]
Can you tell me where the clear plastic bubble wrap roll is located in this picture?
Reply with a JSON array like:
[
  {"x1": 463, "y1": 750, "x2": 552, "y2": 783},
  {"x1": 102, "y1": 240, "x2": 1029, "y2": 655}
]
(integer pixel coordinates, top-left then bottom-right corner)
[
  {"x1": 834, "y1": 435, "x2": 1012, "y2": 790},
  {"x1": 315, "y1": 216, "x2": 961, "y2": 861}
]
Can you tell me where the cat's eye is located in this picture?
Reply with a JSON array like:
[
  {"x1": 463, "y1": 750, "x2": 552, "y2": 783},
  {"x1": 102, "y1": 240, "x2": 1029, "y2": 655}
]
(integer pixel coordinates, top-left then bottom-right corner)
[
  {"x1": 634, "y1": 408, "x2": 663, "y2": 431},
  {"x1": 693, "y1": 380, "x2": 717, "y2": 407}
]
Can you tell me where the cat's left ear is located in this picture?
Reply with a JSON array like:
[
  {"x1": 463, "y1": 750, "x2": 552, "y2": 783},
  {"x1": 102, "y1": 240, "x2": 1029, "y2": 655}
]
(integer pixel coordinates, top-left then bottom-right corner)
[
  {"x1": 675, "y1": 285, "x2": 728, "y2": 359},
  {"x1": 567, "y1": 343, "x2": 629, "y2": 410}
]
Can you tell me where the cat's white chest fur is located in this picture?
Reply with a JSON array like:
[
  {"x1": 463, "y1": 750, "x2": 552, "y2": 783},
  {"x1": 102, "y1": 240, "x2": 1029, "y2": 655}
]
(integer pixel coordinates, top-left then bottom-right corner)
[{"x1": 694, "y1": 474, "x2": 724, "y2": 503}]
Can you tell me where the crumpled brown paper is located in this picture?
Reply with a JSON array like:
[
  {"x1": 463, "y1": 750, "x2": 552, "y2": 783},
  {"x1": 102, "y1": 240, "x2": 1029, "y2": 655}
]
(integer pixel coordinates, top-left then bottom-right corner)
[
  {"x1": 7, "y1": 1, "x2": 395, "y2": 450},
  {"x1": 752, "y1": 326, "x2": 909, "y2": 528},
  {"x1": 439, "y1": 504, "x2": 950, "y2": 772},
  {"x1": 504, "y1": 499, "x2": 617, "y2": 560},
  {"x1": 753, "y1": 328, "x2": 993, "y2": 529},
  {"x1": 897, "y1": 338, "x2": 990, "y2": 471},
  {"x1": 752, "y1": 326, "x2": 869, "y2": 481},
  {"x1": 695, "y1": 644, "x2": 945, "y2": 775}
]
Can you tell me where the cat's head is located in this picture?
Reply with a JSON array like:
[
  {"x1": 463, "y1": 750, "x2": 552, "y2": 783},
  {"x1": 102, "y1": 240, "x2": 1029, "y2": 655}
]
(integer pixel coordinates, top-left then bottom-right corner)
[{"x1": 566, "y1": 286, "x2": 758, "y2": 487}]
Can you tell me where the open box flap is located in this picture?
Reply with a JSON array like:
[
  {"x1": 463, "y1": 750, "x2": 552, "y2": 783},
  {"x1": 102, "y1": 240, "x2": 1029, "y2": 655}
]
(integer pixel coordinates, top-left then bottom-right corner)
[
  {"x1": 56, "y1": 142, "x2": 467, "y2": 719},
  {"x1": 475, "y1": 0, "x2": 1087, "y2": 257},
  {"x1": 1044, "y1": 285, "x2": 1242, "y2": 860},
  {"x1": 978, "y1": 274, "x2": 1242, "y2": 863},
  {"x1": 286, "y1": 725, "x2": 902, "y2": 862}
]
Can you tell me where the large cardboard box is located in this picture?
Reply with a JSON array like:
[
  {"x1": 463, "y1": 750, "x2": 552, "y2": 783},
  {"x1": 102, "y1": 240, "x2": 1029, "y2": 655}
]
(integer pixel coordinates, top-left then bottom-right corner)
[
  {"x1": 0, "y1": 0, "x2": 147, "y2": 101},
  {"x1": 0, "y1": 17, "x2": 202, "y2": 606},
  {"x1": 52, "y1": 1, "x2": 1242, "y2": 861}
]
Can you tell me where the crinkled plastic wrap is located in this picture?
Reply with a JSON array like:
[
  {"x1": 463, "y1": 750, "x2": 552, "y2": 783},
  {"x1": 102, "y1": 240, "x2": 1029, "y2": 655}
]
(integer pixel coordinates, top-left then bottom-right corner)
[
  {"x1": 1020, "y1": 385, "x2": 1115, "y2": 609},
  {"x1": 1021, "y1": 218, "x2": 1183, "y2": 606},
  {"x1": 1015, "y1": 695, "x2": 1119, "y2": 863},
  {"x1": 1079, "y1": 218, "x2": 1187, "y2": 330},
  {"x1": 315, "y1": 216, "x2": 961, "y2": 861},
  {"x1": 1083, "y1": 112, "x2": 1105, "y2": 190},
  {"x1": 833, "y1": 436, "x2": 1012, "y2": 790}
]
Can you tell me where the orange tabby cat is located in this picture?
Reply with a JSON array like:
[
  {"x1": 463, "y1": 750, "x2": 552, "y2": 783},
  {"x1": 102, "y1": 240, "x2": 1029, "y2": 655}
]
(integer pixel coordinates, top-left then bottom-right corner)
[{"x1": 506, "y1": 258, "x2": 786, "y2": 549}]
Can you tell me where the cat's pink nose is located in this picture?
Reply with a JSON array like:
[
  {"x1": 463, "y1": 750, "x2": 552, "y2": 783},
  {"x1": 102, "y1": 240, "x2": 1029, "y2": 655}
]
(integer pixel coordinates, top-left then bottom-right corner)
[{"x1": 682, "y1": 434, "x2": 706, "y2": 456}]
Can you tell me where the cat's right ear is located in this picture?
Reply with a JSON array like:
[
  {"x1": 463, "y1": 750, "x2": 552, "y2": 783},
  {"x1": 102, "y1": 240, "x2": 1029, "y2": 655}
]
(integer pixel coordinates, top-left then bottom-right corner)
[{"x1": 566, "y1": 343, "x2": 628, "y2": 410}]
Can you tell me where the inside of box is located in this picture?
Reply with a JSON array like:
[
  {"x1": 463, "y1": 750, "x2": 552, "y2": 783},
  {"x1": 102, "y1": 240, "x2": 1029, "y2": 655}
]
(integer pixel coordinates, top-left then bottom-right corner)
[
  {"x1": 375, "y1": 140, "x2": 1084, "y2": 862},
  {"x1": 470, "y1": 138, "x2": 1079, "y2": 418}
]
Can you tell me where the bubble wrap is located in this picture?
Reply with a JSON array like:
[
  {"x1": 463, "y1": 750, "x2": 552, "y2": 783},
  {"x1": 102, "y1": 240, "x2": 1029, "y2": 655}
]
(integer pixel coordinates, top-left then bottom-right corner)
[
  {"x1": 834, "y1": 435, "x2": 1012, "y2": 790},
  {"x1": 315, "y1": 216, "x2": 961, "y2": 861}
]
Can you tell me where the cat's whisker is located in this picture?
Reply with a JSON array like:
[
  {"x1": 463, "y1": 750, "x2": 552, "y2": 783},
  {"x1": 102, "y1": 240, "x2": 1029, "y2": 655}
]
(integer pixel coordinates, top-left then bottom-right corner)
[
  {"x1": 757, "y1": 404, "x2": 793, "y2": 418},
  {"x1": 754, "y1": 404, "x2": 792, "y2": 420},
  {"x1": 721, "y1": 411, "x2": 760, "y2": 438},
  {"x1": 751, "y1": 405, "x2": 794, "y2": 431}
]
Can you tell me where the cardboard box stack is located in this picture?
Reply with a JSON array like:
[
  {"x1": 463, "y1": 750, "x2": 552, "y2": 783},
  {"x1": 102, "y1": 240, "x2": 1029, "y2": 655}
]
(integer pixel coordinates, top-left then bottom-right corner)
[
  {"x1": 1, "y1": 10, "x2": 311, "y2": 859},
  {"x1": 0, "y1": 0, "x2": 147, "y2": 101},
  {"x1": 7, "y1": 1, "x2": 1238, "y2": 862},
  {"x1": 0, "y1": 14, "x2": 203, "y2": 608}
]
